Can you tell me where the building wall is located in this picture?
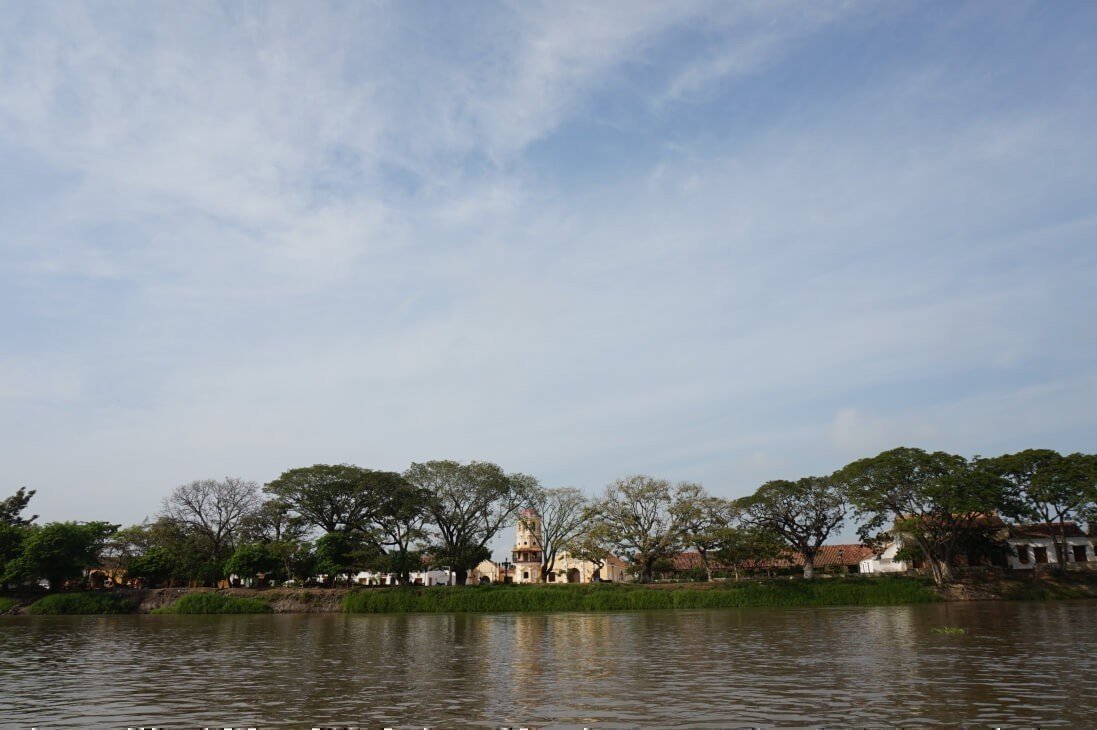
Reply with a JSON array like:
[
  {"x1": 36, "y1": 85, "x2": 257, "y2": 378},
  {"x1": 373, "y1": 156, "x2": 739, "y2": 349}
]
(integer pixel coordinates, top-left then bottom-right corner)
[
  {"x1": 860, "y1": 541, "x2": 908, "y2": 574},
  {"x1": 353, "y1": 569, "x2": 453, "y2": 586},
  {"x1": 860, "y1": 535, "x2": 1097, "y2": 573},
  {"x1": 1008, "y1": 537, "x2": 1096, "y2": 570}
]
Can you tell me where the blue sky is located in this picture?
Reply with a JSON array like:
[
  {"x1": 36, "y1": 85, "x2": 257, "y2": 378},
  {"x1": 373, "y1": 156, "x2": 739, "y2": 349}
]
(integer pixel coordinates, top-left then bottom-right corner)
[{"x1": 2, "y1": 1, "x2": 1095, "y2": 539}]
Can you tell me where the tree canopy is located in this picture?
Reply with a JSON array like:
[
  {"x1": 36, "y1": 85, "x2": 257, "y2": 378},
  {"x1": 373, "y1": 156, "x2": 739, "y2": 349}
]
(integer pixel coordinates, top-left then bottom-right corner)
[
  {"x1": 264, "y1": 464, "x2": 397, "y2": 534},
  {"x1": 834, "y1": 447, "x2": 1010, "y2": 584},
  {"x1": 2, "y1": 521, "x2": 118, "y2": 591},
  {"x1": 406, "y1": 460, "x2": 534, "y2": 585},
  {"x1": 588, "y1": 475, "x2": 690, "y2": 583},
  {"x1": 737, "y1": 476, "x2": 846, "y2": 579}
]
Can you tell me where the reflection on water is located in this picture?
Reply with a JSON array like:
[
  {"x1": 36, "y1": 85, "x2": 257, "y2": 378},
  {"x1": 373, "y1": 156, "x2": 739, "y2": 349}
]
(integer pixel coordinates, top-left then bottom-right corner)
[{"x1": 1, "y1": 601, "x2": 1095, "y2": 727}]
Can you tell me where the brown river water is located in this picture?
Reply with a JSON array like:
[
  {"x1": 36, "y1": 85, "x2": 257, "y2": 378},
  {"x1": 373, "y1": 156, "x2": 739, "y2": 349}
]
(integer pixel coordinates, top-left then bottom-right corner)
[{"x1": 1, "y1": 600, "x2": 1095, "y2": 728}]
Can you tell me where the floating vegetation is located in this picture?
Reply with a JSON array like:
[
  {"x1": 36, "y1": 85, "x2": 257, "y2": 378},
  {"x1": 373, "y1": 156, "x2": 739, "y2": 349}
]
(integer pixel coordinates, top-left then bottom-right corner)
[{"x1": 932, "y1": 626, "x2": 967, "y2": 636}]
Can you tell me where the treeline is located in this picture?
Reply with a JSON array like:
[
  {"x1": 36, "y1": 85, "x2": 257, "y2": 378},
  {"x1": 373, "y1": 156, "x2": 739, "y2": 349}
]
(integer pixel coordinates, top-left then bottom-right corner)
[{"x1": 1, "y1": 448, "x2": 1094, "y2": 591}]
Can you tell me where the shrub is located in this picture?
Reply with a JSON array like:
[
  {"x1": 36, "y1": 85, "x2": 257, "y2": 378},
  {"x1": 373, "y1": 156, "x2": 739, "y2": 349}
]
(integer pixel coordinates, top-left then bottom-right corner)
[
  {"x1": 154, "y1": 592, "x2": 272, "y2": 614},
  {"x1": 26, "y1": 592, "x2": 137, "y2": 615}
]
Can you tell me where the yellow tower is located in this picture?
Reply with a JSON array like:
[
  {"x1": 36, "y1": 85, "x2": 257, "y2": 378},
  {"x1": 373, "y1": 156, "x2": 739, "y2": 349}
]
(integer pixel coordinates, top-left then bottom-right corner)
[{"x1": 512, "y1": 508, "x2": 543, "y2": 583}]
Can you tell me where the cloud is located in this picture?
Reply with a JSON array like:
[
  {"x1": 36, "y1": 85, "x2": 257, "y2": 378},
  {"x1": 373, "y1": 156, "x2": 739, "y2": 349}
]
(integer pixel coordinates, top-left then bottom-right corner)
[{"x1": 1, "y1": 2, "x2": 1095, "y2": 533}]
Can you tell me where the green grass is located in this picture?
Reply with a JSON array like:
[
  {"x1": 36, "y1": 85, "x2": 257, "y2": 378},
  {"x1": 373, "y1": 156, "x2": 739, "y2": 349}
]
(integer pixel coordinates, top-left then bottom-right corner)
[
  {"x1": 0, "y1": 597, "x2": 18, "y2": 613},
  {"x1": 26, "y1": 592, "x2": 138, "y2": 615},
  {"x1": 343, "y1": 577, "x2": 939, "y2": 614},
  {"x1": 153, "y1": 592, "x2": 272, "y2": 614}
]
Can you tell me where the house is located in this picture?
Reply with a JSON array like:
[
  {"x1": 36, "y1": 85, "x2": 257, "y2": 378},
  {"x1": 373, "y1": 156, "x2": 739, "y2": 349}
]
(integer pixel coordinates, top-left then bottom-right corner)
[
  {"x1": 1007, "y1": 522, "x2": 1096, "y2": 570},
  {"x1": 859, "y1": 519, "x2": 1096, "y2": 573},
  {"x1": 352, "y1": 568, "x2": 454, "y2": 586}
]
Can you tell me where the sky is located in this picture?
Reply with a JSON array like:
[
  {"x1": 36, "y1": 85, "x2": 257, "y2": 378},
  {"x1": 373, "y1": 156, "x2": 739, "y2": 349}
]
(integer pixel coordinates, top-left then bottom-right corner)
[{"x1": 2, "y1": 1, "x2": 1096, "y2": 547}]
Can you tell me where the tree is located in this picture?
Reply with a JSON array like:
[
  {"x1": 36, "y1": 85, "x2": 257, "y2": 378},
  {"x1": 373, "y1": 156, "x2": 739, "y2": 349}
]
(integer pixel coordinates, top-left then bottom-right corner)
[
  {"x1": 406, "y1": 460, "x2": 534, "y2": 585},
  {"x1": 713, "y1": 525, "x2": 787, "y2": 581},
  {"x1": 588, "y1": 475, "x2": 688, "y2": 583},
  {"x1": 264, "y1": 464, "x2": 389, "y2": 534},
  {"x1": 835, "y1": 447, "x2": 1009, "y2": 585},
  {"x1": 563, "y1": 520, "x2": 616, "y2": 582},
  {"x1": 0, "y1": 488, "x2": 36, "y2": 587},
  {"x1": 126, "y1": 546, "x2": 176, "y2": 586},
  {"x1": 0, "y1": 487, "x2": 37, "y2": 526},
  {"x1": 986, "y1": 450, "x2": 1097, "y2": 569},
  {"x1": 161, "y1": 477, "x2": 261, "y2": 576},
  {"x1": 672, "y1": 483, "x2": 736, "y2": 582},
  {"x1": 225, "y1": 543, "x2": 279, "y2": 585},
  {"x1": 3, "y1": 521, "x2": 118, "y2": 590},
  {"x1": 522, "y1": 486, "x2": 590, "y2": 582},
  {"x1": 240, "y1": 499, "x2": 311, "y2": 545},
  {"x1": 371, "y1": 479, "x2": 430, "y2": 586},
  {"x1": 314, "y1": 531, "x2": 377, "y2": 587},
  {"x1": 737, "y1": 476, "x2": 846, "y2": 580}
]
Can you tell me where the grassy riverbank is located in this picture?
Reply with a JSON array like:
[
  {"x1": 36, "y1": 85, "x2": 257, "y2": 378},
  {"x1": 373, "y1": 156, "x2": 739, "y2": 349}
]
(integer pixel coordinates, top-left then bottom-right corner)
[
  {"x1": 25, "y1": 592, "x2": 138, "y2": 615},
  {"x1": 4, "y1": 573, "x2": 1095, "y2": 615},
  {"x1": 343, "y1": 576, "x2": 938, "y2": 613}
]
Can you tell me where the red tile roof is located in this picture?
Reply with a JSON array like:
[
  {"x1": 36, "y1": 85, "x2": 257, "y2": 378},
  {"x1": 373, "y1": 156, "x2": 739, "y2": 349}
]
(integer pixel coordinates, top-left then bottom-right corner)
[
  {"x1": 1008, "y1": 522, "x2": 1089, "y2": 539},
  {"x1": 673, "y1": 544, "x2": 874, "y2": 571}
]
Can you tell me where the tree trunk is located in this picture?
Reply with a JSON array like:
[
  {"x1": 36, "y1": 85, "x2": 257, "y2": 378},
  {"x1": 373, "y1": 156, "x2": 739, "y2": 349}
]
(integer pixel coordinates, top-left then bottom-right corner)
[
  {"x1": 454, "y1": 568, "x2": 468, "y2": 585},
  {"x1": 802, "y1": 558, "x2": 814, "y2": 580},
  {"x1": 698, "y1": 550, "x2": 712, "y2": 583},
  {"x1": 935, "y1": 559, "x2": 953, "y2": 585},
  {"x1": 641, "y1": 562, "x2": 654, "y2": 584},
  {"x1": 1056, "y1": 519, "x2": 1069, "y2": 573}
]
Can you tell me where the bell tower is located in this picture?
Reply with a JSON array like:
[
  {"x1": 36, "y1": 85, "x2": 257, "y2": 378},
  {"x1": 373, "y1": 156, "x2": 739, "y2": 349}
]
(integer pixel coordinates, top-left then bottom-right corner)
[{"x1": 512, "y1": 508, "x2": 543, "y2": 583}]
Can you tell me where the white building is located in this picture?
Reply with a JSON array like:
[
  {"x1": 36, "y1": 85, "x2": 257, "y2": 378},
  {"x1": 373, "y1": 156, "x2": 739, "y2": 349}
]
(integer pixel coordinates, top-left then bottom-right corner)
[
  {"x1": 858, "y1": 520, "x2": 1096, "y2": 574},
  {"x1": 1007, "y1": 522, "x2": 1096, "y2": 570},
  {"x1": 353, "y1": 569, "x2": 453, "y2": 586}
]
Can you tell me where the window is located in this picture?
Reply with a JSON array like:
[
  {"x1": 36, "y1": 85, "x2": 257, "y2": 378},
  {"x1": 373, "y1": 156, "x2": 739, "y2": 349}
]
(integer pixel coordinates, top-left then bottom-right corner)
[
  {"x1": 523, "y1": 571, "x2": 529, "y2": 580},
  {"x1": 1034, "y1": 546, "x2": 1049, "y2": 564},
  {"x1": 1016, "y1": 545, "x2": 1030, "y2": 564},
  {"x1": 1072, "y1": 545, "x2": 1088, "y2": 563}
]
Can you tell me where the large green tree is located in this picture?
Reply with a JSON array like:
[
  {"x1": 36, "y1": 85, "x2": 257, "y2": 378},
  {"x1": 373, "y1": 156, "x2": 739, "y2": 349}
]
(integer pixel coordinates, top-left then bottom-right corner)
[
  {"x1": 371, "y1": 479, "x2": 430, "y2": 586},
  {"x1": 736, "y1": 476, "x2": 846, "y2": 580},
  {"x1": 3, "y1": 521, "x2": 118, "y2": 591},
  {"x1": 0, "y1": 487, "x2": 36, "y2": 588},
  {"x1": 985, "y1": 450, "x2": 1097, "y2": 569},
  {"x1": 588, "y1": 475, "x2": 690, "y2": 583},
  {"x1": 225, "y1": 543, "x2": 280, "y2": 585},
  {"x1": 405, "y1": 460, "x2": 534, "y2": 585},
  {"x1": 835, "y1": 447, "x2": 1010, "y2": 585},
  {"x1": 672, "y1": 483, "x2": 736, "y2": 582},
  {"x1": 713, "y1": 525, "x2": 787, "y2": 581},
  {"x1": 264, "y1": 464, "x2": 394, "y2": 534}
]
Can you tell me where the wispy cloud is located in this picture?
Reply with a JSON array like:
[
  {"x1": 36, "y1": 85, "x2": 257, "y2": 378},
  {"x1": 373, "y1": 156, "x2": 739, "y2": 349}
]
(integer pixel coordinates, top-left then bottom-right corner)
[{"x1": 1, "y1": 1, "x2": 1094, "y2": 530}]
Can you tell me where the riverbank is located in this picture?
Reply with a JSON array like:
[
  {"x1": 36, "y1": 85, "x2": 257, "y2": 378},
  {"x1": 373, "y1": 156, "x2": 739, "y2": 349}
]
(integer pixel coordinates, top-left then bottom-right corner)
[{"x1": 4, "y1": 573, "x2": 1097, "y2": 615}]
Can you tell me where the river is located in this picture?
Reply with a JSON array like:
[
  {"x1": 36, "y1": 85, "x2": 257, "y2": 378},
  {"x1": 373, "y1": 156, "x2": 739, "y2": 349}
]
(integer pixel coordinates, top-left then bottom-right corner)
[{"x1": 1, "y1": 600, "x2": 1095, "y2": 728}]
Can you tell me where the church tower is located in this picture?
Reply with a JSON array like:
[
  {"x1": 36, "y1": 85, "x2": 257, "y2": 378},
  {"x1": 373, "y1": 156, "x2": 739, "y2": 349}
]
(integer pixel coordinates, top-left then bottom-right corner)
[{"x1": 512, "y1": 508, "x2": 543, "y2": 583}]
